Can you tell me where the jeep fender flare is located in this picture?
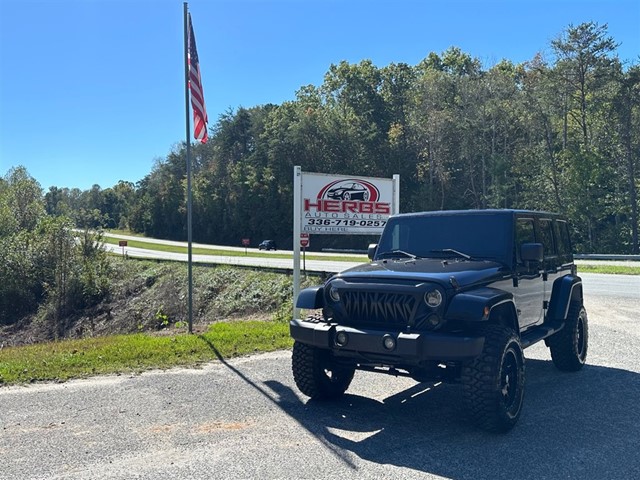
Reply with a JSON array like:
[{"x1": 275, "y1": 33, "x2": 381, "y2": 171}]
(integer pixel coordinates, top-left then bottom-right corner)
[
  {"x1": 547, "y1": 274, "x2": 583, "y2": 322},
  {"x1": 445, "y1": 287, "x2": 518, "y2": 331},
  {"x1": 296, "y1": 286, "x2": 325, "y2": 309}
]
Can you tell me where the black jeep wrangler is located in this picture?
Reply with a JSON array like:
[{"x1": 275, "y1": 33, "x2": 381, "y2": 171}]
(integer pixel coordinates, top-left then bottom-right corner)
[{"x1": 290, "y1": 209, "x2": 588, "y2": 432}]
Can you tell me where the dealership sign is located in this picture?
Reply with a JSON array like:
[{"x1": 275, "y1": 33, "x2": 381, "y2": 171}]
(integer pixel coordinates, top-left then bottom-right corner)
[
  {"x1": 292, "y1": 167, "x2": 399, "y2": 318},
  {"x1": 300, "y1": 172, "x2": 399, "y2": 235}
]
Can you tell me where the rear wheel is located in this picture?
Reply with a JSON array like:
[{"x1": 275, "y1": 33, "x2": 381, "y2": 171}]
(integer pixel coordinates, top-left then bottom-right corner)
[
  {"x1": 292, "y1": 340, "x2": 355, "y2": 400},
  {"x1": 548, "y1": 302, "x2": 588, "y2": 371},
  {"x1": 461, "y1": 325, "x2": 525, "y2": 433}
]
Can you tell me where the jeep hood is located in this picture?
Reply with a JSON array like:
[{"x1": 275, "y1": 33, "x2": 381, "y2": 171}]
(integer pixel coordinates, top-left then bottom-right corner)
[{"x1": 336, "y1": 258, "x2": 506, "y2": 288}]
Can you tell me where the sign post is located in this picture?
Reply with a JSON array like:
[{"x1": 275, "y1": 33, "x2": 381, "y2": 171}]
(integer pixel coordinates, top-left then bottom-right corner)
[
  {"x1": 300, "y1": 233, "x2": 310, "y2": 275},
  {"x1": 293, "y1": 166, "x2": 302, "y2": 320},
  {"x1": 118, "y1": 240, "x2": 128, "y2": 258},
  {"x1": 242, "y1": 238, "x2": 250, "y2": 255}
]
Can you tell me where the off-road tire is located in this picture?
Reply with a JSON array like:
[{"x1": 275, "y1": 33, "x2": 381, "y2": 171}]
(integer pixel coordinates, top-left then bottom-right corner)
[
  {"x1": 291, "y1": 312, "x2": 355, "y2": 399},
  {"x1": 292, "y1": 341, "x2": 355, "y2": 400},
  {"x1": 548, "y1": 302, "x2": 588, "y2": 372},
  {"x1": 461, "y1": 325, "x2": 525, "y2": 433}
]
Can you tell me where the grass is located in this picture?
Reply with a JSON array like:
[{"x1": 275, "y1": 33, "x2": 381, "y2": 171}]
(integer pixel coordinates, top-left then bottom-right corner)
[
  {"x1": 0, "y1": 320, "x2": 293, "y2": 385},
  {"x1": 106, "y1": 229, "x2": 146, "y2": 237},
  {"x1": 101, "y1": 235, "x2": 367, "y2": 263},
  {"x1": 577, "y1": 264, "x2": 640, "y2": 275}
]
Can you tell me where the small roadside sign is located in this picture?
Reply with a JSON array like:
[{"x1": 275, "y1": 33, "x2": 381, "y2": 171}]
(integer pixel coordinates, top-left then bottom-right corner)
[
  {"x1": 118, "y1": 240, "x2": 128, "y2": 247},
  {"x1": 300, "y1": 233, "x2": 310, "y2": 248},
  {"x1": 242, "y1": 238, "x2": 250, "y2": 255}
]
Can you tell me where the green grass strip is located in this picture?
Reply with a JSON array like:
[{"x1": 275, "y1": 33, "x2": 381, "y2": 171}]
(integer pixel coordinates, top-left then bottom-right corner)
[
  {"x1": 0, "y1": 321, "x2": 293, "y2": 386},
  {"x1": 577, "y1": 264, "x2": 640, "y2": 275}
]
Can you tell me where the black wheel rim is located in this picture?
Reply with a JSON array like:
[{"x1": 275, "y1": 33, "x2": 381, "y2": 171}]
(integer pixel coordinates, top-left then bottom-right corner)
[{"x1": 500, "y1": 347, "x2": 521, "y2": 414}]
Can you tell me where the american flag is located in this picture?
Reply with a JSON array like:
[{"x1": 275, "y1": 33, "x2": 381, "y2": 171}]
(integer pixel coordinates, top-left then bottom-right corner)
[{"x1": 188, "y1": 13, "x2": 208, "y2": 143}]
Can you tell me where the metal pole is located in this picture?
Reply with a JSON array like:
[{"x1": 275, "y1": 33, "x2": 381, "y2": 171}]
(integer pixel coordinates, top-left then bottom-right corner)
[
  {"x1": 393, "y1": 174, "x2": 400, "y2": 215},
  {"x1": 184, "y1": 2, "x2": 193, "y2": 333},
  {"x1": 293, "y1": 166, "x2": 302, "y2": 320}
]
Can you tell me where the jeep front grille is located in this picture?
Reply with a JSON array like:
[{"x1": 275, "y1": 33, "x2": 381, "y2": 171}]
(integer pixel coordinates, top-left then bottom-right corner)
[{"x1": 341, "y1": 291, "x2": 416, "y2": 326}]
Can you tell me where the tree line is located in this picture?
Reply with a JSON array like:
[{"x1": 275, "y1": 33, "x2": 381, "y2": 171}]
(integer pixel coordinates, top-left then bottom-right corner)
[{"x1": 37, "y1": 22, "x2": 640, "y2": 254}]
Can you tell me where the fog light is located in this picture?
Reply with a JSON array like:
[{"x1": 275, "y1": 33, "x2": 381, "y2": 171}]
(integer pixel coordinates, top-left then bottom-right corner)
[
  {"x1": 329, "y1": 286, "x2": 340, "y2": 302},
  {"x1": 336, "y1": 331, "x2": 349, "y2": 347},
  {"x1": 428, "y1": 315, "x2": 441, "y2": 328},
  {"x1": 382, "y1": 334, "x2": 396, "y2": 351}
]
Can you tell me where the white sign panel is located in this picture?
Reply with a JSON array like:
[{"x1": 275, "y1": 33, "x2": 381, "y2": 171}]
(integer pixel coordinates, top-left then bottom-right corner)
[{"x1": 301, "y1": 172, "x2": 397, "y2": 235}]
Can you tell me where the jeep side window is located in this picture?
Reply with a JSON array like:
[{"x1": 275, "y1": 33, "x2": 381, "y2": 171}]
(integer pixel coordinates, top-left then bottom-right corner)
[
  {"x1": 515, "y1": 218, "x2": 535, "y2": 264},
  {"x1": 556, "y1": 220, "x2": 572, "y2": 255},
  {"x1": 539, "y1": 219, "x2": 556, "y2": 257},
  {"x1": 554, "y1": 219, "x2": 573, "y2": 264}
]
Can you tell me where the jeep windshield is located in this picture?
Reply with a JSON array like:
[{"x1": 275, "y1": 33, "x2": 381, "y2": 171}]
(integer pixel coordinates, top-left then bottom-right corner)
[{"x1": 375, "y1": 212, "x2": 513, "y2": 265}]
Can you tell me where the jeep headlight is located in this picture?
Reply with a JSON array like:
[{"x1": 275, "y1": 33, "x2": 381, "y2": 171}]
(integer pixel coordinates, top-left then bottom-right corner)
[
  {"x1": 329, "y1": 285, "x2": 340, "y2": 302},
  {"x1": 424, "y1": 289, "x2": 443, "y2": 308}
]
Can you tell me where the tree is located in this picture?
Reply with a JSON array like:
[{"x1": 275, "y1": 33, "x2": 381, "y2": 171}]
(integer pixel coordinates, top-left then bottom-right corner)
[
  {"x1": 3, "y1": 166, "x2": 45, "y2": 231},
  {"x1": 552, "y1": 22, "x2": 619, "y2": 145}
]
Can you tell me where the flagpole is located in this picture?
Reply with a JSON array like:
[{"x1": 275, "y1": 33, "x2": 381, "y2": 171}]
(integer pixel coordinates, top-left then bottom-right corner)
[{"x1": 183, "y1": 2, "x2": 194, "y2": 334}]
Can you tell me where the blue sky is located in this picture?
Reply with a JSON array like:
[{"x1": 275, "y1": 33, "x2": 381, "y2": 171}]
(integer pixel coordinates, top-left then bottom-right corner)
[{"x1": 1, "y1": 0, "x2": 638, "y2": 191}]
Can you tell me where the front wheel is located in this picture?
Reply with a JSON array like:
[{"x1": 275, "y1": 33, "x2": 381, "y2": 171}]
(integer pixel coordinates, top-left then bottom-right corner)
[
  {"x1": 461, "y1": 325, "x2": 525, "y2": 433},
  {"x1": 548, "y1": 302, "x2": 588, "y2": 372},
  {"x1": 292, "y1": 341, "x2": 355, "y2": 400}
]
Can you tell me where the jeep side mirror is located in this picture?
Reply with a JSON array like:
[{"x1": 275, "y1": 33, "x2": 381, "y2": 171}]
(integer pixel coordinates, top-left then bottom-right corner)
[
  {"x1": 368, "y1": 243, "x2": 378, "y2": 260},
  {"x1": 521, "y1": 243, "x2": 543, "y2": 263}
]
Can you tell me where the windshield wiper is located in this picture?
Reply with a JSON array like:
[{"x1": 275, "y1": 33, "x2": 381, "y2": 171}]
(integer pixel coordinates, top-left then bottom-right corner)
[
  {"x1": 430, "y1": 248, "x2": 473, "y2": 260},
  {"x1": 377, "y1": 249, "x2": 419, "y2": 260}
]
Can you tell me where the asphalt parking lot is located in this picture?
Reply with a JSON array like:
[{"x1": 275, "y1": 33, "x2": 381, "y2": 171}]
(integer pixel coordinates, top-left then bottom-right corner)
[{"x1": 1, "y1": 278, "x2": 639, "y2": 480}]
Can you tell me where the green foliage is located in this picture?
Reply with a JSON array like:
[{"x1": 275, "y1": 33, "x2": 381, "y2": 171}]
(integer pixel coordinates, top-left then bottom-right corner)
[
  {"x1": 155, "y1": 306, "x2": 169, "y2": 328},
  {"x1": 112, "y1": 21, "x2": 635, "y2": 254},
  {"x1": 0, "y1": 169, "x2": 112, "y2": 328},
  {"x1": 7, "y1": 21, "x2": 640, "y2": 259}
]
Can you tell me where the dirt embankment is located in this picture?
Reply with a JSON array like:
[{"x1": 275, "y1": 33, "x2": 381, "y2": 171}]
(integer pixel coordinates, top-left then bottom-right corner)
[{"x1": 0, "y1": 260, "x2": 299, "y2": 347}]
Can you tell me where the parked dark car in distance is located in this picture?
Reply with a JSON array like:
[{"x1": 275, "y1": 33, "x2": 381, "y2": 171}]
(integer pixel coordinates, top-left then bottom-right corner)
[{"x1": 258, "y1": 240, "x2": 277, "y2": 251}]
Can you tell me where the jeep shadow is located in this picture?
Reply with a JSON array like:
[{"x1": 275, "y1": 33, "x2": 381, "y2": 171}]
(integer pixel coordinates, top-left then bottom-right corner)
[{"x1": 265, "y1": 359, "x2": 640, "y2": 480}]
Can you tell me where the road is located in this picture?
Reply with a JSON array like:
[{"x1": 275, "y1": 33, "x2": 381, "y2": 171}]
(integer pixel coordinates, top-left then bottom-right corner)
[
  {"x1": 105, "y1": 243, "x2": 354, "y2": 275},
  {"x1": 1, "y1": 278, "x2": 639, "y2": 480},
  {"x1": 102, "y1": 233, "x2": 360, "y2": 274},
  {"x1": 103, "y1": 232, "x2": 640, "y2": 275}
]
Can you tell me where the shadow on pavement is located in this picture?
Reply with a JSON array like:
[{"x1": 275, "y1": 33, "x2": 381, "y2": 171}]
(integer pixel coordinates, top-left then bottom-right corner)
[{"x1": 263, "y1": 359, "x2": 640, "y2": 480}]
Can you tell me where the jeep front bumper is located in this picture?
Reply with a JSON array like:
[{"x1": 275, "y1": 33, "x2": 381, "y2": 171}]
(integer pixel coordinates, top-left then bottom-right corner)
[{"x1": 290, "y1": 319, "x2": 485, "y2": 363}]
